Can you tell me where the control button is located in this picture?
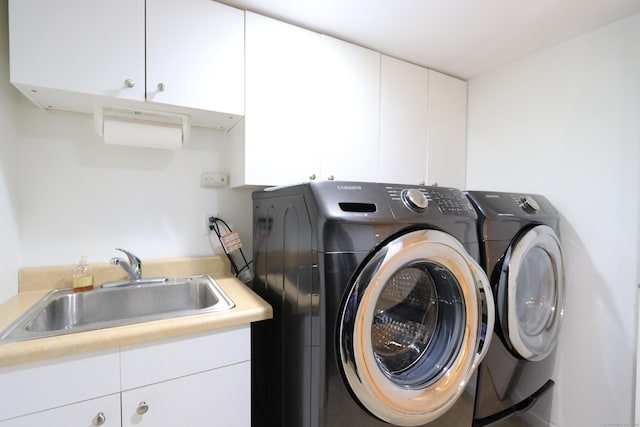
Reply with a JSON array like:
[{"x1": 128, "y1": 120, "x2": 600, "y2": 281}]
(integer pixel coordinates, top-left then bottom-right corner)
[
  {"x1": 401, "y1": 188, "x2": 428, "y2": 212},
  {"x1": 518, "y1": 196, "x2": 540, "y2": 213}
]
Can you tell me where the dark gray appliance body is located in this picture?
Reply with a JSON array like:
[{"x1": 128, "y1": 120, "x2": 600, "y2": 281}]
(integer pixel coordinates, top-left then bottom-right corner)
[
  {"x1": 251, "y1": 181, "x2": 493, "y2": 427},
  {"x1": 465, "y1": 191, "x2": 565, "y2": 427}
]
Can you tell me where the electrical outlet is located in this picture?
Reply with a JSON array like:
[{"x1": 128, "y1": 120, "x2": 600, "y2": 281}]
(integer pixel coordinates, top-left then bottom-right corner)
[
  {"x1": 202, "y1": 212, "x2": 218, "y2": 235},
  {"x1": 200, "y1": 172, "x2": 228, "y2": 188}
]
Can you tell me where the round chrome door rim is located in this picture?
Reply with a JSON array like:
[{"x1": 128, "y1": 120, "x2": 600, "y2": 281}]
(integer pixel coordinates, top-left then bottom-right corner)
[
  {"x1": 506, "y1": 225, "x2": 565, "y2": 361},
  {"x1": 340, "y1": 229, "x2": 494, "y2": 426}
]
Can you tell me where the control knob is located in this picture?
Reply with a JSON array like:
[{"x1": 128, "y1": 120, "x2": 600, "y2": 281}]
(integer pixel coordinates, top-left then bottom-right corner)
[
  {"x1": 518, "y1": 195, "x2": 540, "y2": 213},
  {"x1": 401, "y1": 188, "x2": 428, "y2": 212}
]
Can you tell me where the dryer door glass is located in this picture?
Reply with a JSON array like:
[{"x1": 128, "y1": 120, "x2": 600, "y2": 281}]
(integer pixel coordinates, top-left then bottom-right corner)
[
  {"x1": 504, "y1": 224, "x2": 565, "y2": 361},
  {"x1": 338, "y1": 229, "x2": 494, "y2": 426},
  {"x1": 515, "y1": 246, "x2": 556, "y2": 336}
]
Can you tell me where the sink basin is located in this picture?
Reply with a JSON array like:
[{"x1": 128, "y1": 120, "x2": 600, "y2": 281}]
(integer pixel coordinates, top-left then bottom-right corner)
[{"x1": 0, "y1": 275, "x2": 235, "y2": 343}]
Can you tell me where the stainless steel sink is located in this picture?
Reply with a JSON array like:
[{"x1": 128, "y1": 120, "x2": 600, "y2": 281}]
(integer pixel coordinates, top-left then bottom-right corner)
[{"x1": 0, "y1": 275, "x2": 235, "y2": 343}]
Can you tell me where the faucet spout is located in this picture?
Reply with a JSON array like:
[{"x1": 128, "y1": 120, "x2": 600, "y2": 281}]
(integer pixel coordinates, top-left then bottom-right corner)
[{"x1": 110, "y1": 248, "x2": 142, "y2": 281}]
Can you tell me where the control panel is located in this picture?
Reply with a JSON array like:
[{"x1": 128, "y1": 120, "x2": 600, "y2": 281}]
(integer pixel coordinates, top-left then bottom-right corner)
[
  {"x1": 469, "y1": 191, "x2": 553, "y2": 217},
  {"x1": 385, "y1": 185, "x2": 475, "y2": 216}
]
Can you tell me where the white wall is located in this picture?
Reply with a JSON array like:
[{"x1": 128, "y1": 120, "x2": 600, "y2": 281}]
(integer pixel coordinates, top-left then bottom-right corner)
[
  {"x1": 0, "y1": 0, "x2": 21, "y2": 304},
  {"x1": 467, "y1": 13, "x2": 640, "y2": 427},
  {"x1": 15, "y1": 100, "x2": 254, "y2": 267},
  {"x1": 0, "y1": 0, "x2": 255, "y2": 303},
  {"x1": 637, "y1": 161, "x2": 640, "y2": 424}
]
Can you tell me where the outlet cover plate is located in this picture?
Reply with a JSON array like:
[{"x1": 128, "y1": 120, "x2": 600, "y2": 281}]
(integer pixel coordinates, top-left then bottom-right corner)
[{"x1": 200, "y1": 172, "x2": 228, "y2": 188}]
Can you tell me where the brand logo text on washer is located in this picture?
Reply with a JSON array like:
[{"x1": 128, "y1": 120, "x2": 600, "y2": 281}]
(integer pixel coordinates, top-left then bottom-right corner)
[{"x1": 337, "y1": 185, "x2": 363, "y2": 190}]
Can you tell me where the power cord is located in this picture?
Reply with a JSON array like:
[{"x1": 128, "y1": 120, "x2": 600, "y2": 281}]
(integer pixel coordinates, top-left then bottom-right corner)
[{"x1": 208, "y1": 216, "x2": 253, "y2": 284}]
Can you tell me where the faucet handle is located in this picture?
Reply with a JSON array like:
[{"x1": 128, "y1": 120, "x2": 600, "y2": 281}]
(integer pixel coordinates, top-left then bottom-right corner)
[
  {"x1": 115, "y1": 248, "x2": 141, "y2": 267},
  {"x1": 113, "y1": 248, "x2": 142, "y2": 281}
]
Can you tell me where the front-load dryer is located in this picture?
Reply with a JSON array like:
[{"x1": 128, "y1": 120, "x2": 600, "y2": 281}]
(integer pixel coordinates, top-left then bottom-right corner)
[
  {"x1": 465, "y1": 191, "x2": 566, "y2": 427},
  {"x1": 251, "y1": 181, "x2": 494, "y2": 427}
]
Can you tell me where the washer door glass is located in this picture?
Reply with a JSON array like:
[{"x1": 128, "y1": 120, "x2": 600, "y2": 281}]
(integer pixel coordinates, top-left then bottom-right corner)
[
  {"x1": 339, "y1": 229, "x2": 494, "y2": 427},
  {"x1": 371, "y1": 262, "x2": 465, "y2": 387},
  {"x1": 501, "y1": 225, "x2": 565, "y2": 361}
]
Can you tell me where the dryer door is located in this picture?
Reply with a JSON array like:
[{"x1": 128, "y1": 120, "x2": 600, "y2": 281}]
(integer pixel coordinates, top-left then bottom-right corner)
[
  {"x1": 338, "y1": 229, "x2": 495, "y2": 427},
  {"x1": 496, "y1": 224, "x2": 565, "y2": 361}
]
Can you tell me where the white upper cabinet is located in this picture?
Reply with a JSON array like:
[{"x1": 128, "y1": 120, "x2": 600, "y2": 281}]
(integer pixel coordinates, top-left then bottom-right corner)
[
  {"x1": 145, "y1": 0, "x2": 244, "y2": 115},
  {"x1": 379, "y1": 55, "x2": 429, "y2": 185},
  {"x1": 9, "y1": 0, "x2": 146, "y2": 100},
  {"x1": 379, "y1": 62, "x2": 467, "y2": 188},
  {"x1": 9, "y1": 2, "x2": 467, "y2": 183},
  {"x1": 231, "y1": 12, "x2": 324, "y2": 187},
  {"x1": 426, "y1": 70, "x2": 468, "y2": 189},
  {"x1": 317, "y1": 36, "x2": 380, "y2": 182},
  {"x1": 231, "y1": 14, "x2": 381, "y2": 187},
  {"x1": 230, "y1": 13, "x2": 468, "y2": 189},
  {"x1": 8, "y1": 0, "x2": 244, "y2": 128}
]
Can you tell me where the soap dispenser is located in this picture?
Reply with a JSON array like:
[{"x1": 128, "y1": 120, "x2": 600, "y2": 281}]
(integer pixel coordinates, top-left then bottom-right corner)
[{"x1": 72, "y1": 256, "x2": 94, "y2": 292}]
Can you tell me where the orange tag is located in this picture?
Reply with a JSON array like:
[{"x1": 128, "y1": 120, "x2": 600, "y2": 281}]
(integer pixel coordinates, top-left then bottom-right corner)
[{"x1": 221, "y1": 231, "x2": 243, "y2": 253}]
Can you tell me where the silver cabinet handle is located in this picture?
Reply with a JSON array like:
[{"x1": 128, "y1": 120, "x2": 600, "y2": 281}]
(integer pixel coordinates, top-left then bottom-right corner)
[
  {"x1": 92, "y1": 412, "x2": 106, "y2": 426},
  {"x1": 137, "y1": 401, "x2": 149, "y2": 415},
  {"x1": 309, "y1": 174, "x2": 316, "y2": 180},
  {"x1": 124, "y1": 79, "x2": 135, "y2": 88},
  {"x1": 157, "y1": 83, "x2": 166, "y2": 92}
]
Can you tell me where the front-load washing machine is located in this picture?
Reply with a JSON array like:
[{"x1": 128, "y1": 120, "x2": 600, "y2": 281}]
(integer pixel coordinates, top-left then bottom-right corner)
[
  {"x1": 465, "y1": 191, "x2": 565, "y2": 427},
  {"x1": 251, "y1": 181, "x2": 494, "y2": 427}
]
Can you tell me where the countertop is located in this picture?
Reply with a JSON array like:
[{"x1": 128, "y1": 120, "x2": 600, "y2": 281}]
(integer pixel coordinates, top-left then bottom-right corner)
[{"x1": 0, "y1": 255, "x2": 272, "y2": 368}]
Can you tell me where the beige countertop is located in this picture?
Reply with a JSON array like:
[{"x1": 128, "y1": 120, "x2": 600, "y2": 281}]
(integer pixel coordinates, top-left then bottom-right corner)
[{"x1": 0, "y1": 255, "x2": 272, "y2": 368}]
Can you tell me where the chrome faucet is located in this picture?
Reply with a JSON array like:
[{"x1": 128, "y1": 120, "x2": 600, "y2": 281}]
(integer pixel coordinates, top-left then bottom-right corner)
[{"x1": 110, "y1": 248, "x2": 142, "y2": 281}]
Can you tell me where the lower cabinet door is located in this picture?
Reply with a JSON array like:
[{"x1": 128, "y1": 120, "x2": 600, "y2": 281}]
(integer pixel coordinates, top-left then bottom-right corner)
[
  {"x1": 121, "y1": 361, "x2": 250, "y2": 427},
  {"x1": 0, "y1": 394, "x2": 120, "y2": 427}
]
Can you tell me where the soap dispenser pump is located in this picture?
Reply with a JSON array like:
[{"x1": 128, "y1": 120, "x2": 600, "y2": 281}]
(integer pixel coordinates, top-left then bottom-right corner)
[{"x1": 72, "y1": 256, "x2": 94, "y2": 292}]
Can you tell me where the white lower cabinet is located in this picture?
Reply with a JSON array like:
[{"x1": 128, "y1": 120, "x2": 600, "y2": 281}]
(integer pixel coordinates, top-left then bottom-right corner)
[
  {"x1": 0, "y1": 349, "x2": 120, "y2": 423},
  {"x1": 0, "y1": 394, "x2": 120, "y2": 427},
  {"x1": 0, "y1": 325, "x2": 251, "y2": 427},
  {"x1": 122, "y1": 361, "x2": 250, "y2": 427},
  {"x1": 120, "y1": 325, "x2": 251, "y2": 427}
]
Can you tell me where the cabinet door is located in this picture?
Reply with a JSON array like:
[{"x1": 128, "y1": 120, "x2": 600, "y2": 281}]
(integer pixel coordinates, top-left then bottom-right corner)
[
  {"x1": 236, "y1": 12, "x2": 324, "y2": 187},
  {"x1": 146, "y1": 0, "x2": 244, "y2": 115},
  {"x1": 426, "y1": 71, "x2": 468, "y2": 189},
  {"x1": 318, "y1": 36, "x2": 380, "y2": 182},
  {"x1": 122, "y1": 361, "x2": 251, "y2": 427},
  {"x1": 9, "y1": 0, "x2": 145, "y2": 100},
  {"x1": 0, "y1": 349, "x2": 120, "y2": 421},
  {"x1": 121, "y1": 326, "x2": 250, "y2": 390},
  {"x1": 379, "y1": 55, "x2": 429, "y2": 185},
  {"x1": 0, "y1": 394, "x2": 120, "y2": 427}
]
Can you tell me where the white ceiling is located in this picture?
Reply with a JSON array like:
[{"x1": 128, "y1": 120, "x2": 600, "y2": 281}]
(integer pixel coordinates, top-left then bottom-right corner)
[{"x1": 218, "y1": 0, "x2": 640, "y2": 79}]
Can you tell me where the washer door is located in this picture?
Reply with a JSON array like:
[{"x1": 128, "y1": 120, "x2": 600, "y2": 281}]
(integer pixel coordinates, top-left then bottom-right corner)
[
  {"x1": 496, "y1": 224, "x2": 565, "y2": 361},
  {"x1": 338, "y1": 229, "x2": 494, "y2": 426}
]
